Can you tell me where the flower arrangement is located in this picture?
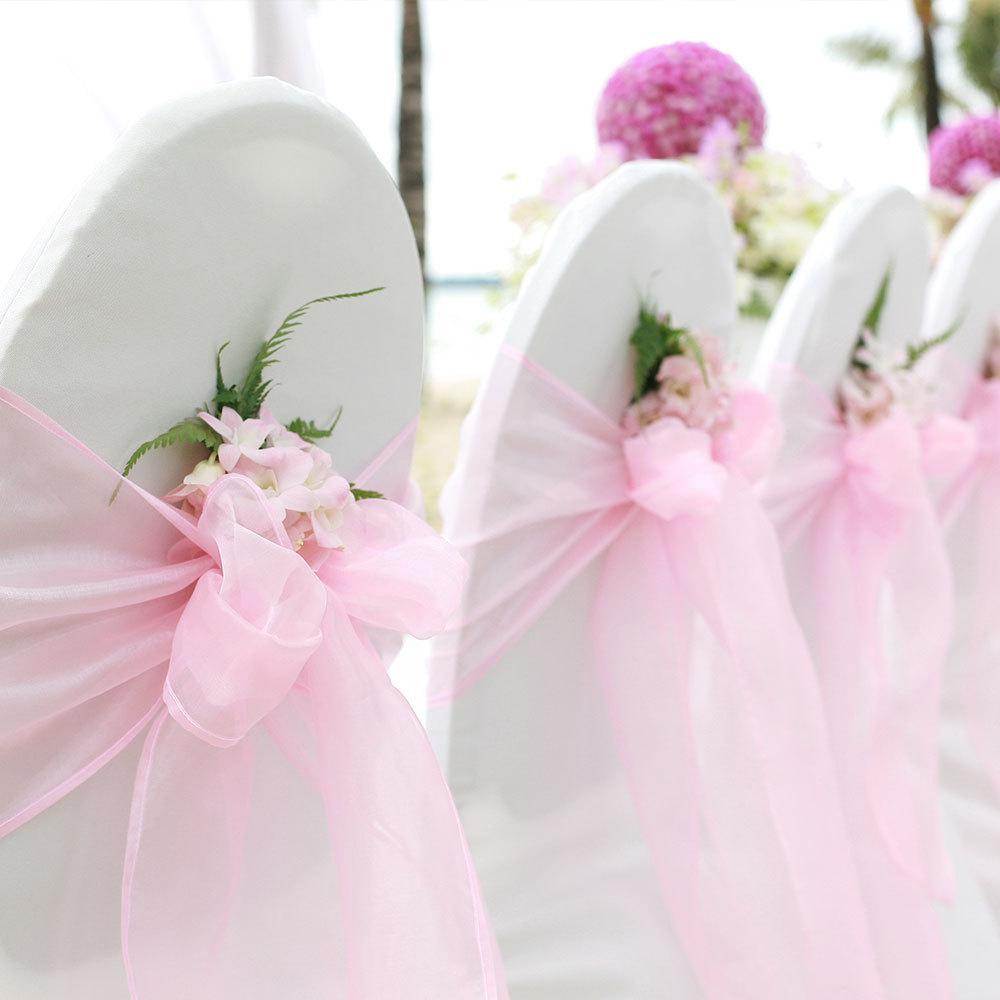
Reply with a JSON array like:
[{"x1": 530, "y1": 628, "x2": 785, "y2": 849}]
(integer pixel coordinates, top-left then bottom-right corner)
[
  {"x1": 624, "y1": 305, "x2": 733, "y2": 436},
  {"x1": 927, "y1": 114, "x2": 1000, "y2": 250},
  {"x1": 837, "y1": 274, "x2": 955, "y2": 429},
  {"x1": 503, "y1": 44, "x2": 836, "y2": 320},
  {"x1": 695, "y1": 119, "x2": 838, "y2": 317},
  {"x1": 930, "y1": 113, "x2": 1000, "y2": 196},
  {"x1": 597, "y1": 42, "x2": 765, "y2": 161},
  {"x1": 120, "y1": 290, "x2": 383, "y2": 551}
]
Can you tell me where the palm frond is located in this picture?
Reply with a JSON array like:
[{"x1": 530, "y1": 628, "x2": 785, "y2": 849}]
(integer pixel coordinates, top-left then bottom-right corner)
[{"x1": 828, "y1": 33, "x2": 903, "y2": 68}]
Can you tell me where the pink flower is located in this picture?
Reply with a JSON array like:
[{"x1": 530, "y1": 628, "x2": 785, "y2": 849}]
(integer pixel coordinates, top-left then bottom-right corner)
[
  {"x1": 198, "y1": 407, "x2": 278, "y2": 473},
  {"x1": 162, "y1": 456, "x2": 224, "y2": 513},
  {"x1": 540, "y1": 142, "x2": 627, "y2": 207},
  {"x1": 839, "y1": 369, "x2": 896, "y2": 429},
  {"x1": 695, "y1": 333, "x2": 729, "y2": 382},
  {"x1": 697, "y1": 117, "x2": 743, "y2": 184},
  {"x1": 623, "y1": 392, "x2": 664, "y2": 434},
  {"x1": 596, "y1": 43, "x2": 766, "y2": 162},
  {"x1": 929, "y1": 115, "x2": 1000, "y2": 195},
  {"x1": 280, "y1": 473, "x2": 354, "y2": 549},
  {"x1": 656, "y1": 352, "x2": 725, "y2": 431},
  {"x1": 261, "y1": 406, "x2": 308, "y2": 449}
]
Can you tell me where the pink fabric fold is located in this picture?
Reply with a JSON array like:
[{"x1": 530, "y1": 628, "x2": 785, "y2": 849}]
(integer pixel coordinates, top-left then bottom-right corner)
[
  {"x1": 429, "y1": 346, "x2": 885, "y2": 1000},
  {"x1": 939, "y1": 376, "x2": 1000, "y2": 804},
  {"x1": 0, "y1": 386, "x2": 507, "y2": 1000},
  {"x1": 763, "y1": 370, "x2": 956, "y2": 1000}
]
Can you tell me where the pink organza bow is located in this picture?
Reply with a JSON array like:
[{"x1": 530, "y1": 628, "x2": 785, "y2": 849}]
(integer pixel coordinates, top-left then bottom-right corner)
[
  {"x1": 764, "y1": 373, "x2": 959, "y2": 1000},
  {"x1": 0, "y1": 388, "x2": 507, "y2": 1000},
  {"x1": 939, "y1": 377, "x2": 1000, "y2": 803},
  {"x1": 430, "y1": 347, "x2": 884, "y2": 1000}
]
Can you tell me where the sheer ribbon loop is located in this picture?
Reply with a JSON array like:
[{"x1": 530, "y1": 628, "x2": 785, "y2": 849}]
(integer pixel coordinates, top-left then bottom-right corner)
[
  {"x1": 623, "y1": 421, "x2": 726, "y2": 521},
  {"x1": 164, "y1": 476, "x2": 327, "y2": 748}
]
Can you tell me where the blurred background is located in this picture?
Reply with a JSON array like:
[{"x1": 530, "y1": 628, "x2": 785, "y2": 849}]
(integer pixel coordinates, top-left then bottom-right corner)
[{"x1": 1, "y1": 0, "x2": 998, "y2": 522}]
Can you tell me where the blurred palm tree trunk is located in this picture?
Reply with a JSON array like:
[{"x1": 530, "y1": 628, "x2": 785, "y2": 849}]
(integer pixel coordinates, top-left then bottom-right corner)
[
  {"x1": 913, "y1": 0, "x2": 941, "y2": 137},
  {"x1": 398, "y1": 0, "x2": 425, "y2": 275}
]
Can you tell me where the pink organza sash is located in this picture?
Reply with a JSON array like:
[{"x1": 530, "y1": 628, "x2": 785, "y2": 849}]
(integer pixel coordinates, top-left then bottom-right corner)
[
  {"x1": 763, "y1": 371, "x2": 963, "y2": 999},
  {"x1": 939, "y1": 376, "x2": 1000, "y2": 802},
  {"x1": 0, "y1": 387, "x2": 507, "y2": 1000},
  {"x1": 429, "y1": 347, "x2": 884, "y2": 1000}
]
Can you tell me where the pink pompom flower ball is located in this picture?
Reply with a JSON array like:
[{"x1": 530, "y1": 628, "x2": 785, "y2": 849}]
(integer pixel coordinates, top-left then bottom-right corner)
[
  {"x1": 929, "y1": 114, "x2": 1000, "y2": 195},
  {"x1": 596, "y1": 42, "x2": 766, "y2": 161}
]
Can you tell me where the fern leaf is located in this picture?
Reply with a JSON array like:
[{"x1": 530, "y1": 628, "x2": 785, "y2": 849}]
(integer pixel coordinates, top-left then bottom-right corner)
[
  {"x1": 288, "y1": 408, "x2": 343, "y2": 441},
  {"x1": 350, "y1": 485, "x2": 384, "y2": 501},
  {"x1": 864, "y1": 270, "x2": 892, "y2": 335},
  {"x1": 212, "y1": 341, "x2": 240, "y2": 414},
  {"x1": 112, "y1": 417, "x2": 222, "y2": 502},
  {"x1": 901, "y1": 318, "x2": 961, "y2": 371},
  {"x1": 236, "y1": 287, "x2": 384, "y2": 417},
  {"x1": 121, "y1": 417, "x2": 222, "y2": 480}
]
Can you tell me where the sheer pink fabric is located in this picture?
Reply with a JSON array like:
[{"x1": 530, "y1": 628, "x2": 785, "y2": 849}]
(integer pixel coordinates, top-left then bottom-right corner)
[
  {"x1": 763, "y1": 371, "x2": 965, "y2": 1000},
  {"x1": 429, "y1": 347, "x2": 885, "y2": 1000},
  {"x1": 939, "y1": 375, "x2": 1000, "y2": 802},
  {"x1": 0, "y1": 387, "x2": 507, "y2": 1000}
]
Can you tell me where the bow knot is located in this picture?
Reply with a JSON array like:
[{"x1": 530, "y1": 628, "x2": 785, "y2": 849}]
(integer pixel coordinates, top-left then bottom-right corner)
[
  {"x1": 164, "y1": 476, "x2": 327, "y2": 748},
  {"x1": 623, "y1": 388, "x2": 782, "y2": 522},
  {"x1": 624, "y1": 420, "x2": 727, "y2": 521},
  {"x1": 842, "y1": 415, "x2": 923, "y2": 528}
]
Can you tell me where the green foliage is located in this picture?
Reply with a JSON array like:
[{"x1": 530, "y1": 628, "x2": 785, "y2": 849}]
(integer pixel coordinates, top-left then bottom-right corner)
[
  {"x1": 119, "y1": 287, "x2": 384, "y2": 484},
  {"x1": 741, "y1": 289, "x2": 774, "y2": 320},
  {"x1": 863, "y1": 270, "x2": 892, "y2": 336},
  {"x1": 113, "y1": 417, "x2": 223, "y2": 502},
  {"x1": 349, "y1": 486, "x2": 384, "y2": 501},
  {"x1": 828, "y1": 31, "x2": 968, "y2": 133},
  {"x1": 828, "y1": 33, "x2": 902, "y2": 68},
  {"x1": 959, "y1": 2, "x2": 1000, "y2": 107},
  {"x1": 629, "y1": 305, "x2": 701, "y2": 402},
  {"x1": 220, "y1": 288, "x2": 384, "y2": 419},
  {"x1": 848, "y1": 271, "x2": 892, "y2": 375},
  {"x1": 900, "y1": 318, "x2": 960, "y2": 371},
  {"x1": 288, "y1": 409, "x2": 342, "y2": 441}
]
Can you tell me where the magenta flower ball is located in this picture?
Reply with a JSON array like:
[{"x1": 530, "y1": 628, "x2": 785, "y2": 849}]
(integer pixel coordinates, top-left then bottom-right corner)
[
  {"x1": 596, "y1": 43, "x2": 766, "y2": 161},
  {"x1": 929, "y1": 114, "x2": 1000, "y2": 195}
]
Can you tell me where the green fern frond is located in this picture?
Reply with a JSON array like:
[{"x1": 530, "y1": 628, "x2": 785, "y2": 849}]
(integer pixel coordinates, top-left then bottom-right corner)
[
  {"x1": 236, "y1": 288, "x2": 384, "y2": 417},
  {"x1": 112, "y1": 417, "x2": 222, "y2": 502},
  {"x1": 288, "y1": 408, "x2": 343, "y2": 441},
  {"x1": 118, "y1": 287, "x2": 384, "y2": 497},
  {"x1": 349, "y1": 485, "x2": 384, "y2": 501},
  {"x1": 864, "y1": 270, "x2": 892, "y2": 336},
  {"x1": 900, "y1": 318, "x2": 961, "y2": 371},
  {"x1": 212, "y1": 341, "x2": 240, "y2": 414}
]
